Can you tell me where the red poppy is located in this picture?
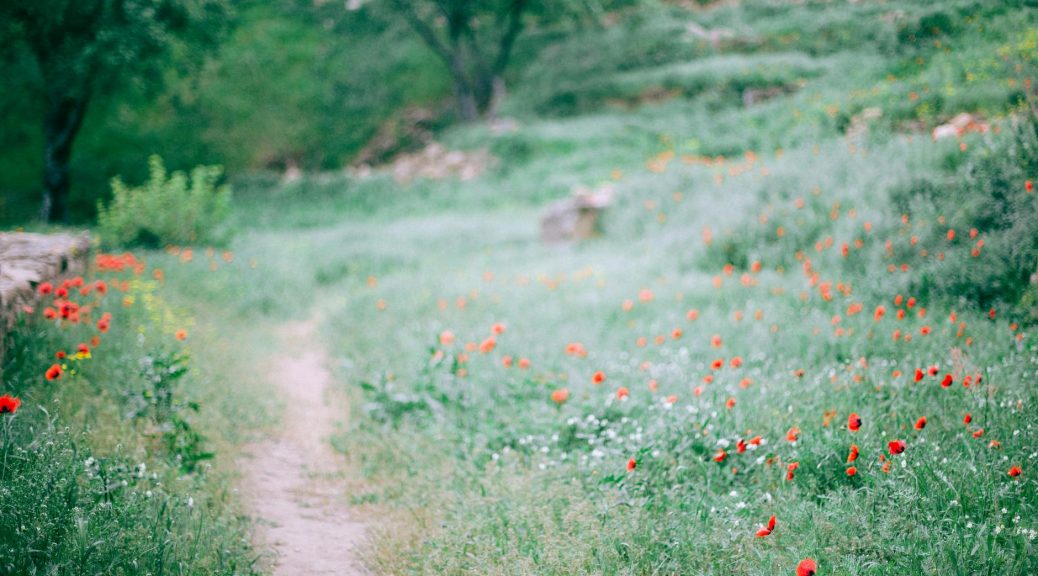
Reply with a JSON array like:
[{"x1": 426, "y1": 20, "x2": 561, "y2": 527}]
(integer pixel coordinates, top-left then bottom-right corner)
[
  {"x1": 940, "y1": 374, "x2": 953, "y2": 388},
  {"x1": 736, "y1": 439, "x2": 747, "y2": 454},
  {"x1": 848, "y1": 413, "x2": 862, "y2": 432},
  {"x1": 491, "y1": 322, "x2": 506, "y2": 335},
  {"x1": 0, "y1": 395, "x2": 21, "y2": 414},
  {"x1": 616, "y1": 387, "x2": 630, "y2": 400},
  {"x1": 847, "y1": 444, "x2": 859, "y2": 463},
  {"x1": 1009, "y1": 465, "x2": 1022, "y2": 478},
  {"x1": 713, "y1": 449, "x2": 728, "y2": 463},
  {"x1": 550, "y1": 388, "x2": 569, "y2": 404},
  {"x1": 38, "y1": 282, "x2": 53, "y2": 295},
  {"x1": 45, "y1": 364, "x2": 62, "y2": 381},
  {"x1": 972, "y1": 428, "x2": 985, "y2": 439},
  {"x1": 786, "y1": 426, "x2": 800, "y2": 442},
  {"x1": 888, "y1": 440, "x2": 906, "y2": 455},
  {"x1": 518, "y1": 358, "x2": 530, "y2": 369},
  {"x1": 755, "y1": 514, "x2": 777, "y2": 537},
  {"x1": 786, "y1": 462, "x2": 799, "y2": 481},
  {"x1": 914, "y1": 369, "x2": 924, "y2": 383},
  {"x1": 963, "y1": 413, "x2": 972, "y2": 424},
  {"x1": 627, "y1": 458, "x2": 637, "y2": 472},
  {"x1": 439, "y1": 330, "x2": 455, "y2": 346},
  {"x1": 478, "y1": 337, "x2": 496, "y2": 353},
  {"x1": 797, "y1": 558, "x2": 818, "y2": 576},
  {"x1": 846, "y1": 466, "x2": 857, "y2": 477},
  {"x1": 592, "y1": 371, "x2": 605, "y2": 385},
  {"x1": 176, "y1": 329, "x2": 188, "y2": 342},
  {"x1": 914, "y1": 417, "x2": 927, "y2": 430}
]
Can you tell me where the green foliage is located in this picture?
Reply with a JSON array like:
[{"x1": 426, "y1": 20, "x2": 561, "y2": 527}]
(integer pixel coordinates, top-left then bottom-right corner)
[
  {"x1": 98, "y1": 155, "x2": 232, "y2": 248},
  {"x1": 0, "y1": 273, "x2": 257, "y2": 575},
  {"x1": 890, "y1": 119, "x2": 1038, "y2": 313}
]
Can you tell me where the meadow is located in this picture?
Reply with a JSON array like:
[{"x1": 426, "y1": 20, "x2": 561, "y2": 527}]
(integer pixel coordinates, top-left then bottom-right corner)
[{"x1": 3, "y1": 0, "x2": 1038, "y2": 574}]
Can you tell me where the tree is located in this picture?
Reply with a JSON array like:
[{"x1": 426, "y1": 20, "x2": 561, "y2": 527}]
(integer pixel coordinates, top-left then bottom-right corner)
[
  {"x1": 1, "y1": 0, "x2": 228, "y2": 222},
  {"x1": 386, "y1": 0, "x2": 529, "y2": 121}
]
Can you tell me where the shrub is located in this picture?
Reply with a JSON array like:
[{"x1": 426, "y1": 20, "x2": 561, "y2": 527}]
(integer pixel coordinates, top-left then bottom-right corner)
[
  {"x1": 889, "y1": 117, "x2": 1038, "y2": 314},
  {"x1": 97, "y1": 155, "x2": 232, "y2": 248}
]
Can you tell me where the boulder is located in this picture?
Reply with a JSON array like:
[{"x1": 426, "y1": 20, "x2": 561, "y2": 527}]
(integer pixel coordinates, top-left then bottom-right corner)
[
  {"x1": 540, "y1": 186, "x2": 614, "y2": 243},
  {"x1": 0, "y1": 232, "x2": 91, "y2": 372}
]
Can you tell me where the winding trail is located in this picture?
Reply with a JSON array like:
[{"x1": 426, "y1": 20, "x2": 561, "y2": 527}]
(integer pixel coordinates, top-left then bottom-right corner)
[{"x1": 238, "y1": 319, "x2": 366, "y2": 575}]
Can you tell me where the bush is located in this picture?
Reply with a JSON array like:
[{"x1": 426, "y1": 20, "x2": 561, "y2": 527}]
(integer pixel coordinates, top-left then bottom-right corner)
[
  {"x1": 890, "y1": 117, "x2": 1038, "y2": 313},
  {"x1": 97, "y1": 155, "x2": 232, "y2": 248}
]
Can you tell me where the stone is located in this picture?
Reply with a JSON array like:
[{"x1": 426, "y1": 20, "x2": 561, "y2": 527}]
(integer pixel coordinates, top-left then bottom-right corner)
[
  {"x1": 0, "y1": 232, "x2": 91, "y2": 374},
  {"x1": 540, "y1": 185, "x2": 614, "y2": 243}
]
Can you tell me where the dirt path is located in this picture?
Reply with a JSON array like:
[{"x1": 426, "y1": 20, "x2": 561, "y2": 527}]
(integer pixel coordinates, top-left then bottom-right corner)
[{"x1": 239, "y1": 319, "x2": 366, "y2": 575}]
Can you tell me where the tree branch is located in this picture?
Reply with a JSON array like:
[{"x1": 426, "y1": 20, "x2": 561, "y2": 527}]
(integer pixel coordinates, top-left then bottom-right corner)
[
  {"x1": 492, "y1": 0, "x2": 526, "y2": 77},
  {"x1": 388, "y1": 0, "x2": 453, "y2": 68}
]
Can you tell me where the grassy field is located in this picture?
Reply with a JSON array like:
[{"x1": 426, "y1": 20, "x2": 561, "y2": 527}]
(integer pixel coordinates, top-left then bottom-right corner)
[{"x1": 4, "y1": 0, "x2": 1038, "y2": 574}]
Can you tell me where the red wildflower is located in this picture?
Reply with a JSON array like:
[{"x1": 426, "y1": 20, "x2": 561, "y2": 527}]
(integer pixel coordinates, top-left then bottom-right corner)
[
  {"x1": 914, "y1": 369, "x2": 924, "y2": 383},
  {"x1": 616, "y1": 387, "x2": 630, "y2": 400},
  {"x1": 38, "y1": 282, "x2": 53, "y2": 295},
  {"x1": 846, "y1": 466, "x2": 857, "y2": 477},
  {"x1": 786, "y1": 462, "x2": 799, "y2": 481},
  {"x1": 592, "y1": 370, "x2": 605, "y2": 385},
  {"x1": 0, "y1": 395, "x2": 21, "y2": 414},
  {"x1": 1009, "y1": 465, "x2": 1022, "y2": 478},
  {"x1": 713, "y1": 449, "x2": 728, "y2": 463},
  {"x1": 914, "y1": 417, "x2": 927, "y2": 430},
  {"x1": 786, "y1": 426, "x2": 800, "y2": 443},
  {"x1": 518, "y1": 358, "x2": 530, "y2": 369},
  {"x1": 963, "y1": 413, "x2": 972, "y2": 424},
  {"x1": 888, "y1": 440, "x2": 906, "y2": 455},
  {"x1": 847, "y1": 413, "x2": 862, "y2": 432},
  {"x1": 797, "y1": 558, "x2": 818, "y2": 576},
  {"x1": 45, "y1": 364, "x2": 62, "y2": 381},
  {"x1": 847, "y1": 444, "x2": 859, "y2": 463},
  {"x1": 176, "y1": 329, "x2": 188, "y2": 342},
  {"x1": 755, "y1": 514, "x2": 777, "y2": 537},
  {"x1": 941, "y1": 374, "x2": 953, "y2": 388},
  {"x1": 550, "y1": 388, "x2": 569, "y2": 404},
  {"x1": 627, "y1": 458, "x2": 637, "y2": 472}
]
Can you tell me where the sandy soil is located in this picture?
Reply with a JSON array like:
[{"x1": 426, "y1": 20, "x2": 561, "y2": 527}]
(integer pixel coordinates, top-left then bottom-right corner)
[{"x1": 239, "y1": 319, "x2": 367, "y2": 575}]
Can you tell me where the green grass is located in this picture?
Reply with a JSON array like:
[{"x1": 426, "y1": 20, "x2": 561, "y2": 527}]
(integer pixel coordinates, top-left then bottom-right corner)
[
  {"x1": 4, "y1": 0, "x2": 1038, "y2": 573},
  {"x1": 0, "y1": 266, "x2": 263, "y2": 574}
]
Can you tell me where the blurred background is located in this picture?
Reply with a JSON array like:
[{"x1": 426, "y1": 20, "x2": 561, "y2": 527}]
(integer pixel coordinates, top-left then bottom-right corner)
[{"x1": 2, "y1": 0, "x2": 1034, "y2": 226}]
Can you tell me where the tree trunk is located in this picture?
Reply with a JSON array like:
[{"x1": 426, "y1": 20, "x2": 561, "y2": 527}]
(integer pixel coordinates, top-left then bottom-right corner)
[
  {"x1": 449, "y1": 53, "x2": 479, "y2": 121},
  {"x1": 41, "y1": 92, "x2": 87, "y2": 223}
]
